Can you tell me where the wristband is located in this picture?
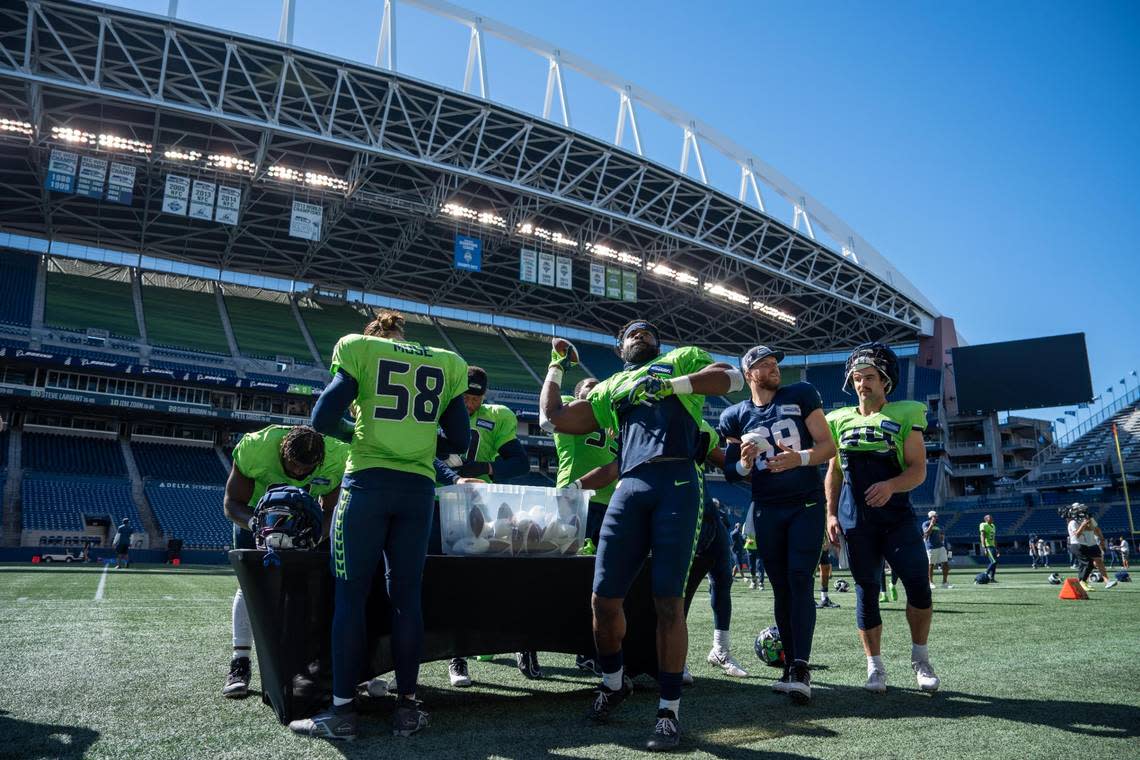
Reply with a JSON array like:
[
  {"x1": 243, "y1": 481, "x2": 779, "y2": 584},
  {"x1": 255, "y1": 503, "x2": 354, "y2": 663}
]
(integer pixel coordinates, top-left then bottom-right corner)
[
  {"x1": 725, "y1": 368, "x2": 745, "y2": 393},
  {"x1": 735, "y1": 460, "x2": 750, "y2": 476},
  {"x1": 670, "y1": 376, "x2": 693, "y2": 395},
  {"x1": 571, "y1": 479, "x2": 583, "y2": 490},
  {"x1": 799, "y1": 450, "x2": 811, "y2": 467},
  {"x1": 545, "y1": 367, "x2": 564, "y2": 386}
]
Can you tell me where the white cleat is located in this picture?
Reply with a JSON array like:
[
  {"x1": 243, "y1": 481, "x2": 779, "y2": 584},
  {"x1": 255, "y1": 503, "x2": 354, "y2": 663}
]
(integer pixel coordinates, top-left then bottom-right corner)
[
  {"x1": 448, "y1": 658, "x2": 472, "y2": 687},
  {"x1": 864, "y1": 668, "x2": 888, "y2": 693},
  {"x1": 1105, "y1": 580, "x2": 1119, "y2": 590},
  {"x1": 682, "y1": 662, "x2": 694, "y2": 685},
  {"x1": 940, "y1": 583, "x2": 954, "y2": 589},
  {"x1": 913, "y1": 660, "x2": 940, "y2": 692},
  {"x1": 707, "y1": 647, "x2": 748, "y2": 678}
]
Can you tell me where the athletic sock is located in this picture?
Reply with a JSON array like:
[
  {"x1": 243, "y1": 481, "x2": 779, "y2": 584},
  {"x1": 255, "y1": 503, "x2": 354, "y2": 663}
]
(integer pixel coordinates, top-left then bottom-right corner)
[
  {"x1": 820, "y1": 589, "x2": 829, "y2": 602},
  {"x1": 232, "y1": 646, "x2": 251, "y2": 661},
  {"x1": 911, "y1": 644, "x2": 929, "y2": 663},
  {"x1": 658, "y1": 697, "x2": 680, "y2": 717},
  {"x1": 713, "y1": 629, "x2": 730, "y2": 652},
  {"x1": 658, "y1": 670, "x2": 683, "y2": 704},
  {"x1": 867, "y1": 655, "x2": 884, "y2": 673},
  {"x1": 599, "y1": 650, "x2": 624, "y2": 690}
]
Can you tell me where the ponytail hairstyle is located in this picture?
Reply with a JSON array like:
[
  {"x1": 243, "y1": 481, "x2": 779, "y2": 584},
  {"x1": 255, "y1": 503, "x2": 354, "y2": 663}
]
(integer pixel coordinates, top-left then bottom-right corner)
[{"x1": 364, "y1": 309, "x2": 407, "y2": 339}]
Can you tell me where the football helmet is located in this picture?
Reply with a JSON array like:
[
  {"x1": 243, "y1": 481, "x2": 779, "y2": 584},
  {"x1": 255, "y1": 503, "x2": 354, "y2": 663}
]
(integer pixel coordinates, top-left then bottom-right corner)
[
  {"x1": 754, "y1": 626, "x2": 785, "y2": 668},
  {"x1": 1047, "y1": 573, "x2": 1063, "y2": 585},
  {"x1": 252, "y1": 486, "x2": 325, "y2": 550},
  {"x1": 834, "y1": 579, "x2": 850, "y2": 592},
  {"x1": 843, "y1": 342, "x2": 899, "y2": 396}
]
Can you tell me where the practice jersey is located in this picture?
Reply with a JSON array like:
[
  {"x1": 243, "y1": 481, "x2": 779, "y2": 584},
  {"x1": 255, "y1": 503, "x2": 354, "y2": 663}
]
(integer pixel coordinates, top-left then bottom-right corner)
[
  {"x1": 114, "y1": 525, "x2": 133, "y2": 547},
  {"x1": 922, "y1": 519, "x2": 945, "y2": 549},
  {"x1": 232, "y1": 424, "x2": 351, "y2": 506},
  {"x1": 826, "y1": 400, "x2": 927, "y2": 513},
  {"x1": 465, "y1": 403, "x2": 520, "y2": 484},
  {"x1": 979, "y1": 521, "x2": 996, "y2": 547},
  {"x1": 554, "y1": 395, "x2": 619, "y2": 504},
  {"x1": 330, "y1": 334, "x2": 468, "y2": 479},
  {"x1": 719, "y1": 382, "x2": 824, "y2": 507},
  {"x1": 587, "y1": 345, "x2": 714, "y2": 475}
]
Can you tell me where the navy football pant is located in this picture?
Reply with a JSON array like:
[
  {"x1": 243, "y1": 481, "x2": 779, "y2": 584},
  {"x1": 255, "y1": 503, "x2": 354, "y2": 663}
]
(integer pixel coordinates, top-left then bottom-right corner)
[
  {"x1": 330, "y1": 468, "x2": 435, "y2": 701},
  {"x1": 585, "y1": 500, "x2": 608, "y2": 546},
  {"x1": 698, "y1": 512, "x2": 735, "y2": 630},
  {"x1": 845, "y1": 510, "x2": 932, "y2": 630},
  {"x1": 748, "y1": 549, "x2": 765, "y2": 584},
  {"x1": 985, "y1": 546, "x2": 998, "y2": 579},
  {"x1": 753, "y1": 497, "x2": 824, "y2": 664}
]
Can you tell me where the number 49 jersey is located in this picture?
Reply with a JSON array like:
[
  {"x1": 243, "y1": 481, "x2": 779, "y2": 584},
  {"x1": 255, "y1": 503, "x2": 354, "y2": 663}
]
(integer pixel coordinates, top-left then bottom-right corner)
[
  {"x1": 718, "y1": 382, "x2": 824, "y2": 507},
  {"x1": 331, "y1": 333, "x2": 468, "y2": 479}
]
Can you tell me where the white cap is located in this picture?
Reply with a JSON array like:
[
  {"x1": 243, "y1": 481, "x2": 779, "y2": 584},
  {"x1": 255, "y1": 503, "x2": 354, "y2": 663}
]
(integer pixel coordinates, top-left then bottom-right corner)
[{"x1": 928, "y1": 510, "x2": 937, "y2": 518}]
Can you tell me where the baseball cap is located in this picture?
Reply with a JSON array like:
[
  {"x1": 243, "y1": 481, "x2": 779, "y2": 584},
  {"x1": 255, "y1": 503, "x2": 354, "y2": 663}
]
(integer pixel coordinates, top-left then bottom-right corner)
[
  {"x1": 740, "y1": 345, "x2": 785, "y2": 372},
  {"x1": 467, "y1": 367, "x2": 488, "y2": 395},
  {"x1": 928, "y1": 510, "x2": 937, "y2": 519}
]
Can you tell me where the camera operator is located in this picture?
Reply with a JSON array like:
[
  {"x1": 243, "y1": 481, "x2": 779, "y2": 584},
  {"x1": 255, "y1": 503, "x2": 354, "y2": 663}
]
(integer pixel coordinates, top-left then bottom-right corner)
[{"x1": 1064, "y1": 503, "x2": 1118, "y2": 591}]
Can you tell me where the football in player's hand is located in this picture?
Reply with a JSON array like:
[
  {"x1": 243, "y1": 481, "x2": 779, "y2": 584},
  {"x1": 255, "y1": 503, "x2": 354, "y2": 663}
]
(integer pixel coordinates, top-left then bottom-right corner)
[{"x1": 552, "y1": 338, "x2": 578, "y2": 363}]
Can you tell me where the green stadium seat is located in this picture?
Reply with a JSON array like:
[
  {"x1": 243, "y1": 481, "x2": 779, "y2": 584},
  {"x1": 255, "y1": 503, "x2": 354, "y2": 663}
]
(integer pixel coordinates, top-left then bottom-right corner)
[
  {"x1": 44, "y1": 272, "x2": 139, "y2": 338},
  {"x1": 224, "y1": 295, "x2": 312, "y2": 362},
  {"x1": 142, "y1": 285, "x2": 231, "y2": 355},
  {"x1": 437, "y1": 324, "x2": 535, "y2": 392},
  {"x1": 300, "y1": 304, "x2": 368, "y2": 365},
  {"x1": 507, "y1": 334, "x2": 589, "y2": 392}
]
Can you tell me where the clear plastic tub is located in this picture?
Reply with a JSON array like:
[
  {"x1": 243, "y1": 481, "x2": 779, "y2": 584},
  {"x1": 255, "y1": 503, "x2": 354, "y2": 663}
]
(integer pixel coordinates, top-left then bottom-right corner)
[{"x1": 437, "y1": 483, "x2": 593, "y2": 556}]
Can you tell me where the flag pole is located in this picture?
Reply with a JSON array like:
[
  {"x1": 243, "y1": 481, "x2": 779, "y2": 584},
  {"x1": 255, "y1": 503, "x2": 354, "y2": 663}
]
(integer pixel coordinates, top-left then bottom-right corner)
[{"x1": 1112, "y1": 423, "x2": 1134, "y2": 536}]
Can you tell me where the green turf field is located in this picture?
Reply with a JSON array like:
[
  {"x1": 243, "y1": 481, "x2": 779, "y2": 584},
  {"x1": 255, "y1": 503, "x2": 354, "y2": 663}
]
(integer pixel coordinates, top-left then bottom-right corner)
[{"x1": 1, "y1": 564, "x2": 1137, "y2": 759}]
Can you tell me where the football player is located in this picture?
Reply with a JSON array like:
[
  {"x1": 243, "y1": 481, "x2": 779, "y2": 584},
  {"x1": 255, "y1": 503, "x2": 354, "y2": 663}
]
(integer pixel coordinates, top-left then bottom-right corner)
[
  {"x1": 290, "y1": 310, "x2": 469, "y2": 740},
  {"x1": 540, "y1": 320, "x2": 743, "y2": 751},
  {"x1": 817, "y1": 540, "x2": 840, "y2": 608},
  {"x1": 554, "y1": 377, "x2": 619, "y2": 556},
  {"x1": 824, "y1": 342, "x2": 940, "y2": 694},
  {"x1": 720, "y1": 345, "x2": 835, "y2": 703},
  {"x1": 221, "y1": 424, "x2": 349, "y2": 699}
]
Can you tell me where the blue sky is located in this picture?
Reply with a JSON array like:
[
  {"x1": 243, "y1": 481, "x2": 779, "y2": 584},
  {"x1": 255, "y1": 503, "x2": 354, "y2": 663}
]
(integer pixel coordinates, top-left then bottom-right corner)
[{"x1": 111, "y1": 0, "x2": 1140, "y2": 425}]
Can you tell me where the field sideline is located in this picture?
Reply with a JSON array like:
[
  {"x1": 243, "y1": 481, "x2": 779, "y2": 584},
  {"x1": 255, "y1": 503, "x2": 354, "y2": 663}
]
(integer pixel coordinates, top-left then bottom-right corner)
[{"x1": 1, "y1": 563, "x2": 1137, "y2": 759}]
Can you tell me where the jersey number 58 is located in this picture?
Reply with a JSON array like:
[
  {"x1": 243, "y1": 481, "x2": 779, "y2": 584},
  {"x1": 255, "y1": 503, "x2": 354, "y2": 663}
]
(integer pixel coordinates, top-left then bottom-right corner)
[{"x1": 373, "y1": 359, "x2": 445, "y2": 423}]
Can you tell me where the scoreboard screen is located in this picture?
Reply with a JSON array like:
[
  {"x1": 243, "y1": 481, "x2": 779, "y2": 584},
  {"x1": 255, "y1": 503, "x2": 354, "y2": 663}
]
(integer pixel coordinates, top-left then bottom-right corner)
[{"x1": 951, "y1": 333, "x2": 1093, "y2": 414}]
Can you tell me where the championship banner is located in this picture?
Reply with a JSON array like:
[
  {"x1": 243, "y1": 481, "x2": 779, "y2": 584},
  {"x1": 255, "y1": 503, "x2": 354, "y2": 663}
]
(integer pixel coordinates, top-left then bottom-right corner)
[
  {"x1": 162, "y1": 175, "x2": 190, "y2": 215},
  {"x1": 289, "y1": 200, "x2": 323, "y2": 241},
  {"x1": 622, "y1": 270, "x2": 638, "y2": 302},
  {"x1": 519, "y1": 249, "x2": 537, "y2": 283},
  {"x1": 105, "y1": 162, "x2": 136, "y2": 205},
  {"x1": 606, "y1": 267, "x2": 622, "y2": 299},
  {"x1": 74, "y1": 156, "x2": 108, "y2": 199},
  {"x1": 189, "y1": 180, "x2": 217, "y2": 220},
  {"x1": 555, "y1": 256, "x2": 572, "y2": 290},
  {"x1": 215, "y1": 186, "x2": 242, "y2": 226},
  {"x1": 538, "y1": 252, "x2": 555, "y2": 286},
  {"x1": 589, "y1": 263, "x2": 606, "y2": 296},
  {"x1": 45, "y1": 149, "x2": 79, "y2": 193},
  {"x1": 454, "y1": 234, "x2": 482, "y2": 271}
]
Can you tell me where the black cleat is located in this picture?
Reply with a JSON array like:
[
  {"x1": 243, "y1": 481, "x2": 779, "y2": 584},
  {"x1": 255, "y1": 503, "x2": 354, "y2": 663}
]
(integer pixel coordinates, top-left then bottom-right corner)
[
  {"x1": 392, "y1": 697, "x2": 430, "y2": 737},
  {"x1": 516, "y1": 650, "x2": 543, "y2": 679},
  {"x1": 575, "y1": 654, "x2": 602, "y2": 676},
  {"x1": 815, "y1": 598, "x2": 841, "y2": 609},
  {"x1": 787, "y1": 661, "x2": 812, "y2": 704},
  {"x1": 586, "y1": 675, "x2": 633, "y2": 723},
  {"x1": 646, "y1": 708, "x2": 681, "y2": 751},
  {"x1": 222, "y1": 657, "x2": 251, "y2": 699},
  {"x1": 288, "y1": 707, "x2": 358, "y2": 741}
]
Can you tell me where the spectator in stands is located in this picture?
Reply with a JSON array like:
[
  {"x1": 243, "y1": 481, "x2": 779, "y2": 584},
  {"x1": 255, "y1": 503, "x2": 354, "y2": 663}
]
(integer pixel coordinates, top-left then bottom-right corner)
[
  {"x1": 113, "y1": 518, "x2": 133, "y2": 569},
  {"x1": 1119, "y1": 537, "x2": 1130, "y2": 570},
  {"x1": 923, "y1": 511, "x2": 952, "y2": 589},
  {"x1": 979, "y1": 515, "x2": 999, "y2": 583},
  {"x1": 221, "y1": 425, "x2": 350, "y2": 701}
]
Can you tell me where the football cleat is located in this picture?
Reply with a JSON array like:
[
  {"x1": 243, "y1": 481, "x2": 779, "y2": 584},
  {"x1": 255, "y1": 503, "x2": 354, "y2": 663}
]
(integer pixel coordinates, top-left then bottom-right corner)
[
  {"x1": 392, "y1": 697, "x2": 430, "y2": 737},
  {"x1": 912, "y1": 660, "x2": 940, "y2": 692},
  {"x1": 940, "y1": 582, "x2": 954, "y2": 589},
  {"x1": 646, "y1": 709, "x2": 681, "y2": 752},
  {"x1": 576, "y1": 655, "x2": 602, "y2": 676},
  {"x1": 707, "y1": 647, "x2": 748, "y2": 678},
  {"x1": 448, "y1": 658, "x2": 472, "y2": 687},
  {"x1": 288, "y1": 707, "x2": 358, "y2": 741},
  {"x1": 586, "y1": 675, "x2": 633, "y2": 723},
  {"x1": 772, "y1": 666, "x2": 791, "y2": 693},
  {"x1": 786, "y1": 662, "x2": 811, "y2": 704},
  {"x1": 222, "y1": 657, "x2": 251, "y2": 699},
  {"x1": 864, "y1": 668, "x2": 888, "y2": 693},
  {"x1": 516, "y1": 650, "x2": 542, "y2": 680},
  {"x1": 815, "y1": 598, "x2": 841, "y2": 609},
  {"x1": 1105, "y1": 580, "x2": 1119, "y2": 589}
]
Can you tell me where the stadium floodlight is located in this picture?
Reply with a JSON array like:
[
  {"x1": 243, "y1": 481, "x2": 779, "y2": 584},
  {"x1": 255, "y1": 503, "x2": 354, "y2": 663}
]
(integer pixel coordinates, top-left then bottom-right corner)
[
  {"x1": 0, "y1": 118, "x2": 33, "y2": 136},
  {"x1": 650, "y1": 262, "x2": 699, "y2": 286},
  {"x1": 98, "y1": 133, "x2": 152, "y2": 155},
  {"x1": 586, "y1": 242, "x2": 642, "y2": 267},
  {"x1": 267, "y1": 165, "x2": 303, "y2": 182},
  {"x1": 703, "y1": 281, "x2": 750, "y2": 306},
  {"x1": 753, "y1": 300, "x2": 797, "y2": 326},
  {"x1": 441, "y1": 202, "x2": 506, "y2": 228},
  {"x1": 50, "y1": 125, "x2": 97, "y2": 145},
  {"x1": 163, "y1": 149, "x2": 202, "y2": 162},
  {"x1": 304, "y1": 171, "x2": 349, "y2": 192},
  {"x1": 207, "y1": 154, "x2": 256, "y2": 174},
  {"x1": 517, "y1": 222, "x2": 578, "y2": 248}
]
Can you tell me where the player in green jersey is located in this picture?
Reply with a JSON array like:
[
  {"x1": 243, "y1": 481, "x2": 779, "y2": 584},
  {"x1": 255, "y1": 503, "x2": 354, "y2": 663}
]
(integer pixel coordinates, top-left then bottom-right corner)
[
  {"x1": 554, "y1": 377, "x2": 620, "y2": 554},
  {"x1": 290, "y1": 311, "x2": 469, "y2": 741},
  {"x1": 979, "y1": 515, "x2": 999, "y2": 582},
  {"x1": 221, "y1": 424, "x2": 349, "y2": 699},
  {"x1": 539, "y1": 320, "x2": 744, "y2": 751},
  {"x1": 824, "y1": 342, "x2": 940, "y2": 695}
]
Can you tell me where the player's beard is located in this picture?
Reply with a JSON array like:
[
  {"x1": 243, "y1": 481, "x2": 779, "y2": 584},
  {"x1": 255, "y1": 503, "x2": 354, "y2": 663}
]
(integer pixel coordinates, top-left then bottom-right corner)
[
  {"x1": 757, "y1": 372, "x2": 780, "y2": 392},
  {"x1": 621, "y1": 341, "x2": 658, "y2": 366}
]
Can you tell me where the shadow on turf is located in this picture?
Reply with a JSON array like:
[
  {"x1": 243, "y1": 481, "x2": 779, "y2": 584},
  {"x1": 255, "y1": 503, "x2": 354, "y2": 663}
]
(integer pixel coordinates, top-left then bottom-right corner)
[{"x1": 0, "y1": 709, "x2": 99, "y2": 759}]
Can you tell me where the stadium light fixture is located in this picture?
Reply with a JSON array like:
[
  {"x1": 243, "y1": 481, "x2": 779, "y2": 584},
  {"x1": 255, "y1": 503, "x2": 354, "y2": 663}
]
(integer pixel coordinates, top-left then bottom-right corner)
[
  {"x1": 50, "y1": 126, "x2": 97, "y2": 145},
  {"x1": 441, "y1": 202, "x2": 506, "y2": 228},
  {"x1": 267, "y1": 165, "x2": 303, "y2": 182},
  {"x1": 586, "y1": 242, "x2": 642, "y2": 267},
  {"x1": 163, "y1": 149, "x2": 202, "y2": 162},
  {"x1": 703, "y1": 281, "x2": 750, "y2": 306},
  {"x1": 304, "y1": 171, "x2": 349, "y2": 192},
  {"x1": 753, "y1": 300, "x2": 797, "y2": 326},
  {"x1": 517, "y1": 222, "x2": 578, "y2": 248},
  {"x1": 0, "y1": 118, "x2": 33, "y2": 136},
  {"x1": 207, "y1": 154, "x2": 256, "y2": 174},
  {"x1": 97, "y1": 133, "x2": 152, "y2": 155},
  {"x1": 649, "y1": 262, "x2": 699, "y2": 286}
]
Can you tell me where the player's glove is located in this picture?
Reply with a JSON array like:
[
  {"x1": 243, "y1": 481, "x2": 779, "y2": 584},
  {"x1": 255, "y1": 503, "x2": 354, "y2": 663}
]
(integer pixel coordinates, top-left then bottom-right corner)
[
  {"x1": 628, "y1": 375, "x2": 675, "y2": 406},
  {"x1": 549, "y1": 341, "x2": 579, "y2": 371}
]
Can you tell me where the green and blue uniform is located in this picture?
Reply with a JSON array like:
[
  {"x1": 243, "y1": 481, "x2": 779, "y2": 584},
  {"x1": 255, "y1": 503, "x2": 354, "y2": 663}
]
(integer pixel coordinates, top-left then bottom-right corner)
[
  {"x1": 980, "y1": 521, "x2": 998, "y2": 579},
  {"x1": 826, "y1": 400, "x2": 931, "y2": 629},
  {"x1": 587, "y1": 345, "x2": 712, "y2": 599},
  {"x1": 554, "y1": 394, "x2": 618, "y2": 544}
]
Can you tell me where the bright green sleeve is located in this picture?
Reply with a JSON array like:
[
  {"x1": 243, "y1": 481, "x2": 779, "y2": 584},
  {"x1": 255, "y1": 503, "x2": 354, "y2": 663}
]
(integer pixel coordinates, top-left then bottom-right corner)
[
  {"x1": 587, "y1": 379, "x2": 615, "y2": 433},
  {"x1": 699, "y1": 418, "x2": 720, "y2": 456},
  {"x1": 905, "y1": 401, "x2": 928, "y2": 433},
  {"x1": 492, "y1": 405, "x2": 519, "y2": 450},
  {"x1": 308, "y1": 438, "x2": 349, "y2": 497},
  {"x1": 674, "y1": 345, "x2": 714, "y2": 376},
  {"x1": 330, "y1": 334, "x2": 364, "y2": 379},
  {"x1": 443, "y1": 351, "x2": 469, "y2": 403},
  {"x1": 231, "y1": 427, "x2": 269, "y2": 478}
]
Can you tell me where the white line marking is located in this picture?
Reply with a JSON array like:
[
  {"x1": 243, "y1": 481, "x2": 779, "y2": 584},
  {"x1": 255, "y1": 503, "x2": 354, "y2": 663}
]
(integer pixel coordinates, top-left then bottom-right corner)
[
  {"x1": 94, "y1": 564, "x2": 109, "y2": 601},
  {"x1": 163, "y1": 595, "x2": 174, "y2": 600},
  {"x1": 16, "y1": 597, "x2": 28, "y2": 602}
]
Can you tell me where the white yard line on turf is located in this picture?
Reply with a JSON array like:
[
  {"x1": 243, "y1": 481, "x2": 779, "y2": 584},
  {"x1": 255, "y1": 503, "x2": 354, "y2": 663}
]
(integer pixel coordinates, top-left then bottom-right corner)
[{"x1": 94, "y1": 564, "x2": 109, "y2": 601}]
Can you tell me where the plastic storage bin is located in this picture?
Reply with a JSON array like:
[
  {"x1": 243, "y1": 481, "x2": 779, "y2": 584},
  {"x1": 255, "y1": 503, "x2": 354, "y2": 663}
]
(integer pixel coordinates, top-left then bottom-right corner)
[{"x1": 437, "y1": 483, "x2": 593, "y2": 556}]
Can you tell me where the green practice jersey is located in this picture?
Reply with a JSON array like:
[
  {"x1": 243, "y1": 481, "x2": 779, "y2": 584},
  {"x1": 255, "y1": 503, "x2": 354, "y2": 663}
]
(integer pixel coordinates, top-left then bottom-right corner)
[
  {"x1": 587, "y1": 345, "x2": 714, "y2": 475},
  {"x1": 464, "y1": 403, "x2": 520, "y2": 484},
  {"x1": 554, "y1": 395, "x2": 619, "y2": 503},
  {"x1": 232, "y1": 424, "x2": 350, "y2": 506},
  {"x1": 826, "y1": 400, "x2": 927, "y2": 512},
  {"x1": 330, "y1": 333, "x2": 468, "y2": 479},
  {"x1": 979, "y1": 521, "x2": 996, "y2": 547}
]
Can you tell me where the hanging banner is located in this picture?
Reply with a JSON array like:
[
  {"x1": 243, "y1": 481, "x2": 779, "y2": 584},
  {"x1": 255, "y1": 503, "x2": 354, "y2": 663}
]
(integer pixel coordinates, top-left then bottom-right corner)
[
  {"x1": 105, "y1": 162, "x2": 137, "y2": 205},
  {"x1": 75, "y1": 156, "x2": 108, "y2": 199},
  {"x1": 519, "y1": 249, "x2": 537, "y2": 283},
  {"x1": 189, "y1": 180, "x2": 217, "y2": 220},
  {"x1": 45, "y1": 149, "x2": 79, "y2": 193},
  {"x1": 289, "y1": 200, "x2": 323, "y2": 241},
  {"x1": 537, "y1": 252, "x2": 555, "y2": 287},
  {"x1": 589, "y1": 263, "x2": 606, "y2": 296},
  {"x1": 215, "y1": 186, "x2": 242, "y2": 226},
  {"x1": 453, "y1": 234, "x2": 482, "y2": 272},
  {"x1": 606, "y1": 268, "x2": 622, "y2": 299},
  {"x1": 555, "y1": 256, "x2": 572, "y2": 290},
  {"x1": 162, "y1": 174, "x2": 190, "y2": 215},
  {"x1": 622, "y1": 271, "x2": 638, "y2": 302}
]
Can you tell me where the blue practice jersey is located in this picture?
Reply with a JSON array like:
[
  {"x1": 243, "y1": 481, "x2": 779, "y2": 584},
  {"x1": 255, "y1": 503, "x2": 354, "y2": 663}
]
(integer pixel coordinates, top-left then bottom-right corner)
[
  {"x1": 719, "y1": 382, "x2": 824, "y2": 507},
  {"x1": 922, "y1": 519, "x2": 945, "y2": 549},
  {"x1": 114, "y1": 525, "x2": 133, "y2": 547}
]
